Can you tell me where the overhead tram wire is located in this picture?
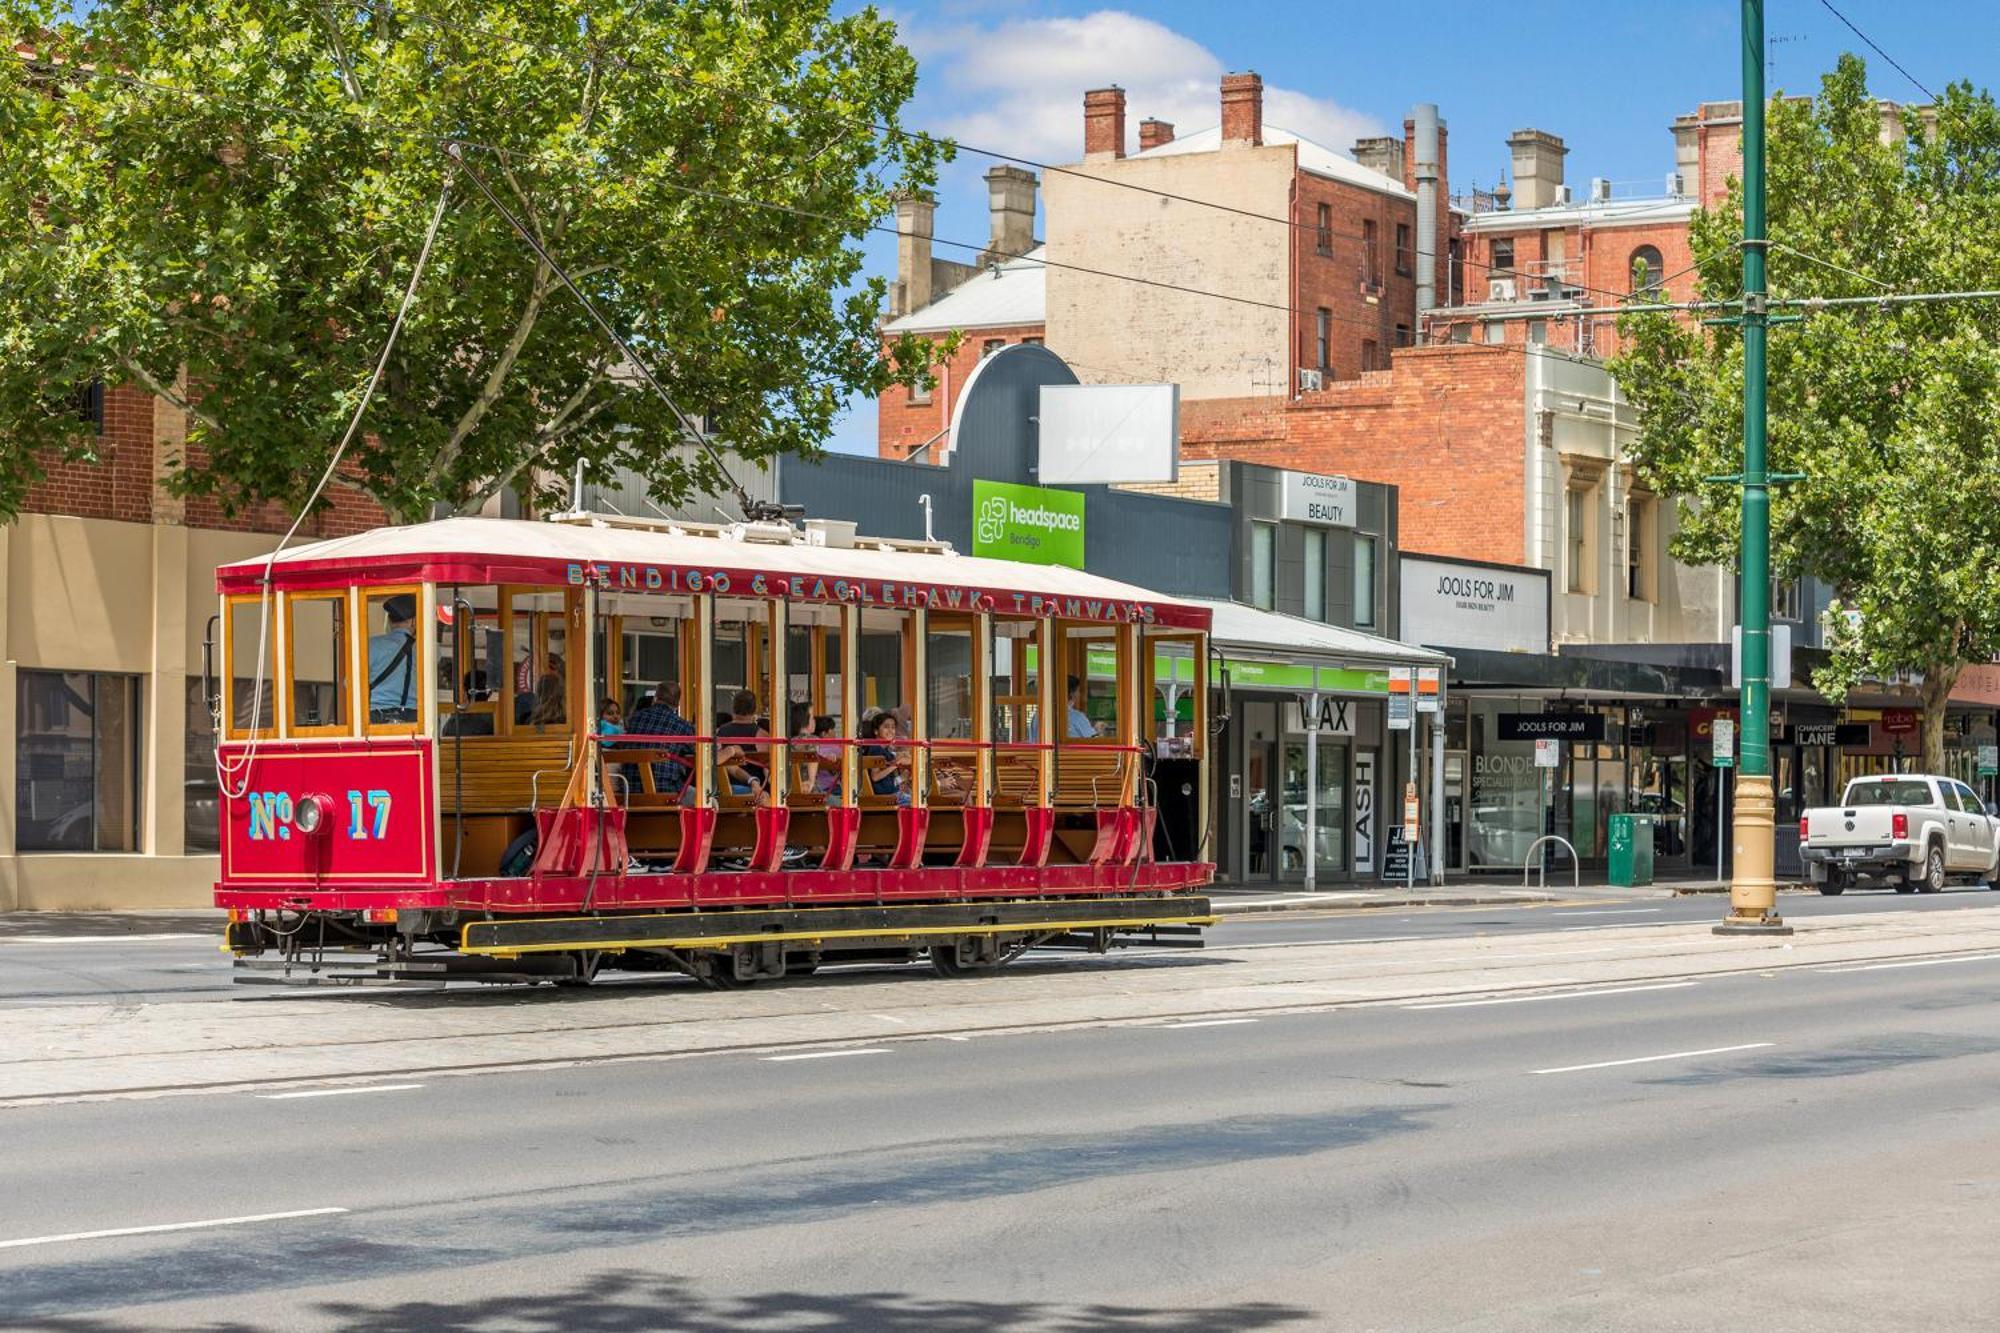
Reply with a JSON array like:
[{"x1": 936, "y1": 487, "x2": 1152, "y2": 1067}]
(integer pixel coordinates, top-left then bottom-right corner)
[
  {"x1": 1815, "y1": 0, "x2": 1936, "y2": 101},
  {"x1": 12, "y1": 53, "x2": 1641, "y2": 382},
  {"x1": 319, "y1": 0, "x2": 1694, "y2": 314}
]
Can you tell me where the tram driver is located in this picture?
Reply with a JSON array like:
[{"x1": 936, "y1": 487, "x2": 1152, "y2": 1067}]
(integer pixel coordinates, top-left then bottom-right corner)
[{"x1": 367, "y1": 594, "x2": 420, "y2": 723}]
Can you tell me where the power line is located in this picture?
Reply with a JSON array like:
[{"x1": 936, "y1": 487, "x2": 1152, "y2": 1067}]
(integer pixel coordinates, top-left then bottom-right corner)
[
  {"x1": 318, "y1": 0, "x2": 1694, "y2": 312},
  {"x1": 1815, "y1": 0, "x2": 1936, "y2": 101}
]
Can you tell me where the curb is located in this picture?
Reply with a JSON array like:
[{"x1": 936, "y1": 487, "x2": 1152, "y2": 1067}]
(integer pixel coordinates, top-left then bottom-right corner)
[{"x1": 1209, "y1": 892, "x2": 1563, "y2": 916}]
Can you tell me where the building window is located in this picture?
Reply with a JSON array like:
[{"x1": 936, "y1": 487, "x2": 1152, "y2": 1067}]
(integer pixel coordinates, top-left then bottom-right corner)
[
  {"x1": 1527, "y1": 319, "x2": 1548, "y2": 346},
  {"x1": 1626, "y1": 495, "x2": 1657, "y2": 602},
  {"x1": 1316, "y1": 203, "x2": 1332, "y2": 256},
  {"x1": 1362, "y1": 219, "x2": 1380, "y2": 286},
  {"x1": 1772, "y1": 577, "x2": 1804, "y2": 622},
  {"x1": 1630, "y1": 245, "x2": 1665, "y2": 297},
  {"x1": 1395, "y1": 222, "x2": 1413, "y2": 277},
  {"x1": 1315, "y1": 308, "x2": 1331, "y2": 370},
  {"x1": 1448, "y1": 238, "x2": 1465, "y2": 304},
  {"x1": 1566, "y1": 480, "x2": 1598, "y2": 594},
  {"x1": 15, "y1": 670, "x2": 143, "y2": 853},
  {"x1": 1483, "y1": 322, "x2": 1505, "y2": 345},
  {"x1": 1451, "y1": 323, "x2": 1471, "y2": 344},
  {"x1": 1394, "y1": 323, "x2": 1411, "y2": 348},
  {"x1": 75, "y1": 381, "x2": 105, "y2": 436},
  {"x1": 1353, "y1": 534, "x2": 1377, "y2": 627},
  {"x1": 909, "y1": 374, "x2": 932, "y2": 406},
  {"x1": 185, "y1": 681, "x2": 219, "y2": 854},
  {"x1": 1303, "y1": 529, "x2": 1326, "y2": 621},
  {"x1": 1022, "y1": 336, "x2": 1044, "y2": 346},
  {"x1": 1361, "y1": 339, "x2": 1379, "y2": 371},
  {"x1": 1491, "y1": 237, "x2": 1515, "y2": 275},
  {"x1": 981, "y1": 338, "x2": 1006, "y2": 359},
  {"x1": 1250, "y1": 522, "x2": 1276, "y2": 610}
]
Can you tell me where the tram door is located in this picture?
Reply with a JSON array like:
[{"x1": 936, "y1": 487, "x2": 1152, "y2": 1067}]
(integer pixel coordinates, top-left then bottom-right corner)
[{"x1": 1239, "y1": 700, "x2": 1281, "y2": 883}]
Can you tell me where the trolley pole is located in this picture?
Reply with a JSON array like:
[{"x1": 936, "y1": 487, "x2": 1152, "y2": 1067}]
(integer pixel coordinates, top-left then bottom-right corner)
[{"x1": 1718, "y1": 0, "x2": 1790, "y2": 934}]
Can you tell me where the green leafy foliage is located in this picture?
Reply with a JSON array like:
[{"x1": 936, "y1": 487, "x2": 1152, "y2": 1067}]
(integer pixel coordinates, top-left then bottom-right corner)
[
  {"x1": 0, "y1": 0, "x2": 948, "y2": 521},
  {"x1": 1611, "y1": 55, "x2": 2000, "y2": 766}
]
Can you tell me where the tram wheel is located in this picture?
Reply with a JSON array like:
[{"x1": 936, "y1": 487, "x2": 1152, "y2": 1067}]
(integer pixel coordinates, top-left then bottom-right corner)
[
  {"x1": 930, "y1": 943, "x2": 1005, "y2": 978},
  {"x1": 690, "y1": 953, "x2": 757, "y2": 990}
]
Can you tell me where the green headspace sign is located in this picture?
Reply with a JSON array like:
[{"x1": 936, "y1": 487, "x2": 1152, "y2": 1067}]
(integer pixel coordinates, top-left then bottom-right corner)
[{"x1": 972, "y1": 479, "x2": 1085, "y2": 569}]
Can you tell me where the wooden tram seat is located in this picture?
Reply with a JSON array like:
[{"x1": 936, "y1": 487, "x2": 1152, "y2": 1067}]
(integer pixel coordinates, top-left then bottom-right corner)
[
  {"x1": 436, "y1": 736, "x2": 578, "y2": 813},
  {"x1": 1052, "y1": 744, "x2": 1132, "y2": 809}
]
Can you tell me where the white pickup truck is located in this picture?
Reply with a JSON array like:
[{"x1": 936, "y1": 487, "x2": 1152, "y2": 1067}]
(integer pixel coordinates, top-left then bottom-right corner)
[{"x1": 1801, "y1": 774, "x2": 2000, "y2": 895}]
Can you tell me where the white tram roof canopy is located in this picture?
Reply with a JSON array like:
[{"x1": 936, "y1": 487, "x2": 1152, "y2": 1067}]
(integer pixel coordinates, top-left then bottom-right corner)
[
  {"x1": 1194, "y1": 598, "x2": 1451, "y2": 668},
  {"x1": 218, "y1": 516, "x2": 1212, "y2": 629}
]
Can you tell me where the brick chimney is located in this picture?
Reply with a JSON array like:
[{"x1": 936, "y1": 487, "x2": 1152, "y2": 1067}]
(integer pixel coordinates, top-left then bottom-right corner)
[
  {"x1": 1507, "y1": 128, "x2": 1567, "y2": 209},
  {"x1": 1221, "y1": 72, "x2": 1263, "y2": 147},
  {"x1": 979, "y1": 164, "x2": 1038, "y2": 267},
  {"x1": 1138, "y1": 118, "x2": 1175, "y2": 153},
  {"x1": 892, "y1": 193, "x2": 935, "y2": 317},
  {"x1": 1083, "y1": 86, "x2": 1126, "y2": 160}
]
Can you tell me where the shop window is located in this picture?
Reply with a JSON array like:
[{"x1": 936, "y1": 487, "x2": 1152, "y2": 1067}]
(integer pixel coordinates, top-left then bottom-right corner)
[
  {"x1": 1395, "y1": 222, "x2": 1413, "y2": 276},
  {"x1": 1250, "y1": 522, "x2": 1276, "y2": 610},
  {"x1": 1626, "y1": 496, "x2": 1658, "y2": 602},
  {"x1": 185, "y1": 680, "x2": 219, "y2": 854},
  {"x1": 1567, "y1": 481, "x2": 1598, "y2": 594},
  {"x1": 286, "y1": 592, "x2": 349, "y2": 735},
  {"x1": 362, "y1": 589, "x2": 424, "y2": 731},
  {"x1": 1303, "y1": 528, "x2": 1326, "y2": 621},
  {"x1": 1353, "y1": 534, "x2": 1377, "y2": 627},
  {"x1": 15, "y1": 670, "x2": 142, "y2": 853}
]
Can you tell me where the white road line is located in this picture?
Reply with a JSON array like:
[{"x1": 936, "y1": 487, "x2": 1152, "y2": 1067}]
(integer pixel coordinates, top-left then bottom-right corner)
[
  {"x1": 1404, "y1": 982, "x2": 1698, "y2": 1011},
  {"x1": 1532, "y1": 1042, "x2": 1773, "y2": 1076},
  {"x1": 1552, "y1": 908, "x2": 1664, "y2": 917},
  {"x1": 1816, "y1": 952, "x2": 2000, "y2": 974},
  {"x1": 1, "y1": 933, "x2": 210, "y2": 945},
  {"x1": 0, "y1": 1208, "x2": 348, "y2": 1251},
  {"x1": 1158, "y1": 1018, "x2": 1259, "y2": 1029},
  {"x1": 258, "y1": 1084, "x2": 425, "y2": 1101},
  {"x1": 762, "y1": 1048, "x2": 891, "y2": 1062}
]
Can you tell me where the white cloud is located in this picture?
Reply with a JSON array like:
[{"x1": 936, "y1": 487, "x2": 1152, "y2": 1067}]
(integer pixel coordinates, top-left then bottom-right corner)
[{"x1": 908, "y1": 10, "x2": 1385, "y2": 166}]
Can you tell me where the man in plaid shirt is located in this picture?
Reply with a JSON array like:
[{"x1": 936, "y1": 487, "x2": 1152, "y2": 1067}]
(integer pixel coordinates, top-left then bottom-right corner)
[{"x1": 623, "y1": 681, "x2": 696, "y2": 795}]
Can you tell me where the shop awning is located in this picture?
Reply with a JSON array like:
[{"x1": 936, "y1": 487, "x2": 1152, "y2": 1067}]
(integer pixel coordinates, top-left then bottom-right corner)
[{"x1": 1191, "y1": 598, "x2": 1448, "y2": 695}]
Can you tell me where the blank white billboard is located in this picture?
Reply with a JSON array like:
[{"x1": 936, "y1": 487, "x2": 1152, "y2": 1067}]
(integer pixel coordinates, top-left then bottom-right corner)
[{"x1": 1037, "y1": 383, "x2": 1180, "y2": 484}]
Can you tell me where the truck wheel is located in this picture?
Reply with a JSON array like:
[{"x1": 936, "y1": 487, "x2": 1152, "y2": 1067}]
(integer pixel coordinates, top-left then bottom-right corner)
[
  {"x1": 1913, "y1": 844, "x2": 1948, "y2": 894},
  {"x1": 1817, "y1": 874, "x2": 1846, "y2": 896}
]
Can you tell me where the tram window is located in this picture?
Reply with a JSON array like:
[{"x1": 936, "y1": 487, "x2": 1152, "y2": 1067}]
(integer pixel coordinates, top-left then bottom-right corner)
[
  {"x1": 1059, "y1": 625, "x2": 1118, "y2": 740},
  {"x1": 620, "y1": 621, "x2": 678, "y2": 712},
  {"x1": 857, "y1": 613, "x2": 906, "y2": 718},
  {"x1": 926, "y1": 620, "x2": 976, "y2": 740},
  {"x1": 990, "y1": 619, "x2": 1040, "y2": 743},
  {"x1": 509, "y1": 589, "x2": 567, "y2": 729},
  {"x1": 225, "y1": 596, "x2": 277, "y2": 738},
  {"x1": 712, "y1": 618, "x2": 749, "y2": 719},
  {"x1": 436, "y1": 586, "x2": 500, "y2": 735},
  {"x1": 285, "y1": 593, "x2": 349, "y2": 734},
  {"x1": 362, "y1": 590, "x2": 424, "y2": 731}
]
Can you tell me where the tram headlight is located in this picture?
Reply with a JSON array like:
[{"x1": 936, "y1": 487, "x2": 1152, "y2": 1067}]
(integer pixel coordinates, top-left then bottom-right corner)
[{"x1": 296, "y1": 793, "x2": 333, "y2": 837}]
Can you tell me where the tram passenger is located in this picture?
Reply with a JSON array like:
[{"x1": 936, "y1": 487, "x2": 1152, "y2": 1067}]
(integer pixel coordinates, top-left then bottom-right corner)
[
  {"x1": 597, "y1": 698, "x2": 625, "y2": 736},
  {"x1": 1026, "y1": 675, "x2": 1099, "y2": 741},
  {"x1": 625, "y1": 681, "x2": 695, "y2": 795},
  {"x1": 442, "y1": 668, "x2": 496, "y2": 736},
  {"x1": 528, "y1": 659, "x2": 566, "y2": 727},
  {"x1": 717, "y1": 689, "x2": 767, "y2": 797},
  {"x1": 366, "y1": 595, "x2": 419, "y2": 723},
  {"x1": 860, "y1": 710, "x2": 911, "y2": 805}
]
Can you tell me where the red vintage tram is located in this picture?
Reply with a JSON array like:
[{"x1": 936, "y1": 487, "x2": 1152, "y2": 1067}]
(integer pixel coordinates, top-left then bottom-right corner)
[{"x1": 213, "y1": 512, "x2": 1214, "y2": 987}]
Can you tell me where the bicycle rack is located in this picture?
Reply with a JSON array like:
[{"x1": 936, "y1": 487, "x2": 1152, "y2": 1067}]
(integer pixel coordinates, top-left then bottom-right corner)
[{"x1": 1523, "y1": 835, "x2": 1580, "y2": 890}]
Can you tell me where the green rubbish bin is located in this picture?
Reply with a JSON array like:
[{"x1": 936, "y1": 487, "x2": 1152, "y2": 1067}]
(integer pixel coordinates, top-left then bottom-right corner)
[{"x1": 1607, "y1": 813, "x2": 1654, "y2": 887}]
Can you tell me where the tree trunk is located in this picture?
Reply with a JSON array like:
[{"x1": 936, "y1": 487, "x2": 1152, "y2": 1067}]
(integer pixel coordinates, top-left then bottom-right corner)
[{"x1": 1917, "y1": 662, "x2": 1962, "y2": 773}]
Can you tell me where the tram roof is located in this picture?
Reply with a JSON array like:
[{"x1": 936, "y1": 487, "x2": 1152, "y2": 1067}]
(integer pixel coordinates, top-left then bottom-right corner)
[{"x1": 217, "y1": 515, "x2": 1211, "y2": 629}]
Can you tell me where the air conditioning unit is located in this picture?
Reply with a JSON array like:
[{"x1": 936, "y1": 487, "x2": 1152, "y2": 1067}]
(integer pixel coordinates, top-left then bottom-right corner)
[
  {"x1": 1488, "y1": 278, "x2": 1517, "y2": 302},
  {"x1": 1297, "y1": 368, "x2": 1324, "y2": 392},
  {"x1": 1556, "y1": 184, "x2": 1573, "y2": 205},
  {"x1": 1591, "y1": 177, "x2": 1612, "y2": 202},
  {"x1": 1666, "y1": 171, "x2": 1686, "y2": 197}
]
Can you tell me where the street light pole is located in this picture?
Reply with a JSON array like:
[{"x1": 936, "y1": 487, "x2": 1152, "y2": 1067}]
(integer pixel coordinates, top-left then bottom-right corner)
[{"x1": 1719, "y1": 0, "x2": 1790, "y2": 935}]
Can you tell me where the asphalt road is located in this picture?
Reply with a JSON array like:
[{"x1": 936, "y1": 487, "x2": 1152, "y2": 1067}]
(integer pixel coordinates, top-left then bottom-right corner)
[
  {"x1": 2, "y1": 906, "x2": 1998, "y2": 1328},
  {"x1": 4, "y1": 885, "x2": 1995, "y2": 1006}
]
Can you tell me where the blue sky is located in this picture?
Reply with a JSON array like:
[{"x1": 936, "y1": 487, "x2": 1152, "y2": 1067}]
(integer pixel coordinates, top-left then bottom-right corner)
[{"x1": 822, "y1": 0, "x2": 2000, "y2": 454}]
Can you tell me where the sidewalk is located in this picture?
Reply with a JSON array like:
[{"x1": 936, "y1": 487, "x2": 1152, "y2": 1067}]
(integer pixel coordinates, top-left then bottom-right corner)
[{"x1": 1202, "y1": 869, "x2": 1778, "y2": 914}]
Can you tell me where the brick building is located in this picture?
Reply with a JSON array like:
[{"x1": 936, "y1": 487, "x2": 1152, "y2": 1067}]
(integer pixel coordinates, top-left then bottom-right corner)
[
  {"x1": 878, "y1": 72, "x2": 1459, "y2": 459},
  {"x1": 2, "y1": 383, "x2": 385, "y2": 910}
]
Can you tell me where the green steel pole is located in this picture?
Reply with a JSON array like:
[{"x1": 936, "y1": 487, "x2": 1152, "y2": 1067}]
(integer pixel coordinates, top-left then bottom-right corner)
[{"x1": 1721, "y1": 0, "x2": 1787, "y2": 932}]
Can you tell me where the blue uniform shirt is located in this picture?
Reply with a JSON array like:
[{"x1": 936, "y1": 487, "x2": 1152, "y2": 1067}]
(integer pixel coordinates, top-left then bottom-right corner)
[{"x1": 367, "y1": 629, "x2": 416, "y2": 713}]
